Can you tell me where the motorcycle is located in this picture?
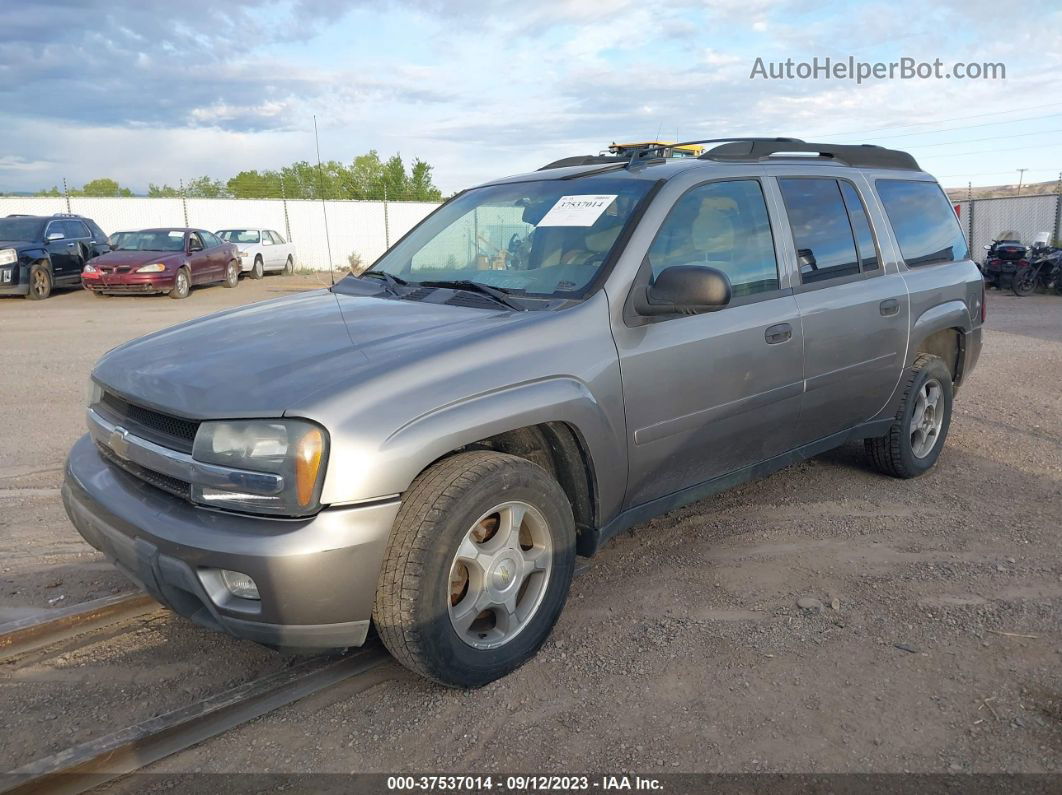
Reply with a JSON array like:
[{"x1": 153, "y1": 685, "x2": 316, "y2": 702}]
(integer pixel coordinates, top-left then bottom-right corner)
[
  {"x1": 981, "y1": 233, "x2": 1028, "y2": 290},
  {"x1": 1013, "y1": 242, "x2": 1062, "y2": 296}
]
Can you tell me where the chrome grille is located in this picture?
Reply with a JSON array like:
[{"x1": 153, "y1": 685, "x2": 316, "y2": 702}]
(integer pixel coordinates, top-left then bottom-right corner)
[
  {"x1": 97, "y1": 391, "x2": 199, "y2": 453},
  {"x1": 96, "y1": 442, "x2": 192, "y2": 501}
]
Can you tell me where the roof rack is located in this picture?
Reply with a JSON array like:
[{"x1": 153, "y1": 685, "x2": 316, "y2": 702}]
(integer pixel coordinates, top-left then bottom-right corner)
[
  {"x1": 676, "y1": 138, "x2": 920, "y2": 171},
  {"x1": 538, "y1": 155, "x2": 627, "y2": 171}
]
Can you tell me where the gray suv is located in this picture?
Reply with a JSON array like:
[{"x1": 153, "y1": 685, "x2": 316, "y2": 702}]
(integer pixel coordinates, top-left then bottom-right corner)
[{"x1": 63, "y1": 138, "x2": 984, "y2": 687}]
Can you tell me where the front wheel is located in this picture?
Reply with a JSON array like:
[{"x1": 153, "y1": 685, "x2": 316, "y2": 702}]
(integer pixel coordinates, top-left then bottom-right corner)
[
  {"x1": 223, "y1": 259, "x2": 240, "y2": 288},
  {"x1": 1012, "y1": 266, "x2": 1036, "y2": 296},
  {"x1": 169, "y1": 268, "x2": 190, "y2": 299},
  {"x1": 27, "y1": 263, "x2": 52, "y2": 300},
  {"x1": 250, "y1": 256, "x2": 264, "y2": 280},
  {"x1": 373, "y1": 451, "x2": 576, "y2": 688},
  {"x1": 865, "y1": 354, "x2": 953, "y2": 478}
]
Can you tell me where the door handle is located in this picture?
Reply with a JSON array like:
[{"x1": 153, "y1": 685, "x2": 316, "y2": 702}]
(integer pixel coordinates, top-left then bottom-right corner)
[
  {"x1": 66, "y1": 242, "x2": 76, "y2": 247},
  {"x1": 765, "y1": 323, "x2": 792, "y2": 344},
  {"x1": 879, "y1": 298, "x2": 900, "y2": 316}
]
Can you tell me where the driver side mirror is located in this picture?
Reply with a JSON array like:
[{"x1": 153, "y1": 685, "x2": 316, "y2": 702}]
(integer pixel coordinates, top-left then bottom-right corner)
[
  {"x1": 187, "y1": 238, "x2": 203, "y2": 253},
  {"x1": 983, "y1": 244, "x2": 991, "y2": 250},
  {"x1": 47, "y1": 231, "x2": 64, "y2": 241},
  {"x1": 634, "y1": 265, "x2": 731, "y2": 316}
]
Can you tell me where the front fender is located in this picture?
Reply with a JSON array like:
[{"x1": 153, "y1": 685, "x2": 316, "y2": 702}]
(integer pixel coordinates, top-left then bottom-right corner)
[{"x1": 324, "y1": 376, "x2": 625, "y2": 518}]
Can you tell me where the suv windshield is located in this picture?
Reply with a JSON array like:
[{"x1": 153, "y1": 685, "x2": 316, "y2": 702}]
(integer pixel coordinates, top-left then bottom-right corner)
[
  {"x1": 0, "y1": 217, "x2": 45, "y2": 242},
  {"x1": 361, "y1": 177, "x2": 654, "y2": 297},
  {"x1": 218, "y1": 230, "x2": 261, "y2": 244},
  {"x1": 114, "y1": 230, "x2": 186, "y2": 252}
]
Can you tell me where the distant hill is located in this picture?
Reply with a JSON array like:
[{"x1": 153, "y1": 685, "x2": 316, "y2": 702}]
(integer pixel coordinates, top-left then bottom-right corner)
[{"x1": 945, "y1": 180, "x2": 1059, "y2": 201}]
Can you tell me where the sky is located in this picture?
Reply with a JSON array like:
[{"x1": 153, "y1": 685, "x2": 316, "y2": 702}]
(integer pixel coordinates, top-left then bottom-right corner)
[{"x1": 1, "y1": 0, "x2": 1061, "y2": 195}]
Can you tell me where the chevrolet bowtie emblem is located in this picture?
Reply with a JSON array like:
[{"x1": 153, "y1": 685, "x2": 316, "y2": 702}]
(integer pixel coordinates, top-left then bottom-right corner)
[{"x1": 109, "y1": 426, "x2": 131, "y2": 460}]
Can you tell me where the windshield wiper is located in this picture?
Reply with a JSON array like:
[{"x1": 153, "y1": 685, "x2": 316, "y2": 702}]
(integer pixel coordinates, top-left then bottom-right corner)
[
  {"x1": 359, "y1": 270, "x2": 409, "y2": 295},
  {"x1": 417, "y1": 279, "x2": 525, "y2": 311}
]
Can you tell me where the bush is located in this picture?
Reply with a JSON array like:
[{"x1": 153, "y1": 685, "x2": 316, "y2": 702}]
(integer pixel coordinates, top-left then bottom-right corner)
[{"x1": 347, "y1": 251, "x2": 365, "y2": 275}]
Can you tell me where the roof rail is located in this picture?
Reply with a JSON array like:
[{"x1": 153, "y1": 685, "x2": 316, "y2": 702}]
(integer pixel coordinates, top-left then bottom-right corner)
[
  {"x1": 693, "y1": 139, "x2": 921, "y2": 171},
  {"x1": 538, "y1": 155, "x2": 626, "y2": 171},
  {"x1": 52, "y1": 212, "x2": 81, "y2": 218}
]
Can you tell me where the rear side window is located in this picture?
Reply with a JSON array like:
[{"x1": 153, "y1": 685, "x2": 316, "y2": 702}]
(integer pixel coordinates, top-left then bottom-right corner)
[
  {"x1": 647, "y1": 179, "x2": 779, "y2": 298},
  {"x1": 270, "y1": 230, "x2": 286, "y2": 244},
  {"x1": 779, "y1": 178, "x2": 860, "y2": 284},
  {"x1": 200, "y1": 231, "x2": 222, "y2": 248},
  {"x1": 876, "y1": 180, "x2": 969, "y2": 266},
  {"x1": 840, "y1": 182, "x2": 879, "y2": 270}
]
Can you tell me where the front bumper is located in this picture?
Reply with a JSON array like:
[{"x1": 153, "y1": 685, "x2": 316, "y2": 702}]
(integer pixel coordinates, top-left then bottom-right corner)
[
  {"x1": 63, "y1": 433, "x2": 401, "y2": 649},
  {"x1": 0, "y1": 263, "x2": 28, "y2": 295},
  {"x1": 83, "y1": 270, "x2": 177, "y2": 295}
]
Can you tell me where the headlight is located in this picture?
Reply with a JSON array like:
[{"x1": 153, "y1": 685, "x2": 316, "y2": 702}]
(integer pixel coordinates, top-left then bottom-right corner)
[
  {"x1": 136, "y1": 263, "x2": 167, "y2": 273},
  {"x1": 0, "y1": 248, "x2": 16, "y2": 266},
  {"x1": 86, "y1": 379, "x2": 103, "y2": 408},
  {"x1": 83, "y1": 263, "x2": 98, "y2": 274},
  {"x1": 238, "y1": 250, "x2": 249, "y2": 258},
  {"x1": 191, "y1": 419, "x2": 328, "y2": 516}
]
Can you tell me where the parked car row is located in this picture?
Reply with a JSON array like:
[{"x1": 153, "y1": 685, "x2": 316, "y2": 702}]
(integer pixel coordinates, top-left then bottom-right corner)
[{"x1": 0, "y1": 213, "x2": 296, "y2": 300}]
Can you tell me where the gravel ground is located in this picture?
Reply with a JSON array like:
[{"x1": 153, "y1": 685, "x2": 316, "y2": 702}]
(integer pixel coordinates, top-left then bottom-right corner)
[{"x1": 1, "y1": 284, "x2": 1060, "y2": 777}]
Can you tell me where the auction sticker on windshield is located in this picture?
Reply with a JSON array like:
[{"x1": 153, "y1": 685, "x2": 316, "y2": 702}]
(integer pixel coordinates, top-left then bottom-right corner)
[{"x1": 538, "y1": 195, "x2": 618, "y2": 227}]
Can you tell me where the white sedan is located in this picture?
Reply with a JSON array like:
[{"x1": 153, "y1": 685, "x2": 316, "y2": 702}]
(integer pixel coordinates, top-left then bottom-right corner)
[{"x1": 216, "y1": 228, "x2": 296, "y2": 279}]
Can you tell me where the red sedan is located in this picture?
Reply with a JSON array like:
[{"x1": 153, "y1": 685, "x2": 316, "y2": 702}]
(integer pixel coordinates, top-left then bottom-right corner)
[{"x1": 82, "y1": 228, "x2": 240, "y2": 299}]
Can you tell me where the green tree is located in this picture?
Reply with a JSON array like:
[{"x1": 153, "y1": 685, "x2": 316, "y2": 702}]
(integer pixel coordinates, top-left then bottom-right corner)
[
  {"x1": 184, "y1": 175, "x2": 228, "y2": 198},
  {"x1": 408, "y1": 158, "x2": 443, "y2": 201},
  {"x1": 79, "y1": 178, "x2": 133, "y2": 197},
  {"x1": 148, "y1": 183, "x2": 181, "y2": 197},
  {"x1": 227, "y1": 170, "x2": 284, "y2": 199},
  {"x1": 35, "y1": 186, "x2": 62, "y2": 197}
]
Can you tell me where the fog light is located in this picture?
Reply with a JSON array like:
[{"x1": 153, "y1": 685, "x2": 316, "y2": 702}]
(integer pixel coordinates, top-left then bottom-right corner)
[{"x1": 220, "y1": 569, "x2": 260, "y2": 600}]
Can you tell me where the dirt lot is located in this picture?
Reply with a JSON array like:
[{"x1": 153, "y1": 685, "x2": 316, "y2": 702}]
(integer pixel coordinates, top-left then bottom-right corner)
[{"x1": 1, "y1": 281, "x2": 1060, "y2": 776}]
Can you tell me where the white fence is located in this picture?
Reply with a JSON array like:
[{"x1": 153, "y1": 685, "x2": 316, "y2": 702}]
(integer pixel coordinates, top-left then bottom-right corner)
[{"x1": 0, "y1": 196, "x2": 440, "y2": 269}]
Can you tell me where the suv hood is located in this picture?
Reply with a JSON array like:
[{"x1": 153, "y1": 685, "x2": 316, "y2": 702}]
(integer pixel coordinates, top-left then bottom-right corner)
[
  {"x1": 92, "y1": 289, "x2": 526, "y2": 418},
  {"x1": 0, "y1": 239, "x2": 34, "y2": 249}
]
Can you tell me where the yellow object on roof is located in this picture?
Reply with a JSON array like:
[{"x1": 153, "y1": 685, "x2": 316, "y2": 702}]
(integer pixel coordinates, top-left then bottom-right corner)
[{"x1": 608, "y1": 141, "x2": 705, "y2": 158}]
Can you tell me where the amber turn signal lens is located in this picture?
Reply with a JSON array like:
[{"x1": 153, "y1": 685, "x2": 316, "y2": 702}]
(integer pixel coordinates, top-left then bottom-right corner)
[{"x1": 294, "y1": 428, "x2": 324, "y2": 507}]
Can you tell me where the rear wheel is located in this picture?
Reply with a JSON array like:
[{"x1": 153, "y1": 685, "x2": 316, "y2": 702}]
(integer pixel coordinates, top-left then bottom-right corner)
[
  {"x1": 223, "y1": 259, "x2": 240, "y2": 288},
  {"x1": 250, "y1": 256, "x2": 264, "y2": 280},
  {"x1": 1012, "y1": 266, "x2": 1036, "y2": 296},
  {"x1": 26, "y1": 263, "x2": 52, "y2": 300},
  {"x1": 169, "y1": 268, "x2": 190, "y2": 299},
  {"x1": 865, "y1": 354, "x2": 953, "y2": 478},
  {"x1": 373, "y1": 451, "x2": 576, "y2": 688}
]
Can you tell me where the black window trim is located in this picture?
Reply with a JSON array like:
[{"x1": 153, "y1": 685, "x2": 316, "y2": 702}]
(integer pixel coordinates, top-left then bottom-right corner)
[
  {"x1": 874, "y1": 177, "x2": 970, "y2": 269},
  {"x1": 642, "y1": 176, "x2": 792, "y2": 315},
  {"x1": 779, "y1": 175, "x2": 885, "y2": 294}
]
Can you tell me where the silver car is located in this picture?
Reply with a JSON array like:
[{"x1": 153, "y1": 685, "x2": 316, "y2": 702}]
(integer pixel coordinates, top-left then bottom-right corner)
[{"x1": 64, "y1": 139, "x2": 984, "y2": 687}]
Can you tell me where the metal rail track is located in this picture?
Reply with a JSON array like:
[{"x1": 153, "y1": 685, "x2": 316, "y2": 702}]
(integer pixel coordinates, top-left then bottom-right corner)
[
  {"x1": 0, "y1": 592, "x2": 160, "y2": 662},
  {"x1": 0, "y1": 594, "x2": 391, "y2": 794},
  {"x1": 2, "y1": 645, "x2": 389, "y2": 795}
]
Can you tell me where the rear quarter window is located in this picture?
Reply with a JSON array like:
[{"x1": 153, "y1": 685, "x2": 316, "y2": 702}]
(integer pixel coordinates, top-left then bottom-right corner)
[{"x1": 876, "y1": 180, "x2": 969, "y2": 267}]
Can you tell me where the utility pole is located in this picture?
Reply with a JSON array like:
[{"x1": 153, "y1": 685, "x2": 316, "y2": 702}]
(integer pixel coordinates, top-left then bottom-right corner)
[{"x1": 1016, "y1": 168, "x2": 1028, "y2": 196}]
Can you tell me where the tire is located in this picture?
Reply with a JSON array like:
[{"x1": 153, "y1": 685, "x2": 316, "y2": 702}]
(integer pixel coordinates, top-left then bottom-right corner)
[
  {"x1": 250, "y1": 256, "x2": 264, "y2": 280},
  {"x1": 1012, "y1": 266, "x2": 1036, "y2": 296},
  {"x1": 223, "y1": 259, "x2": 240, "y2": 288},
  {"x1": 26, "y1": 262, "x2": 52, "y2": 300},
  {"x1": 169, "y1": 268, "x2": 190, "y2": 299},
  {"x1": 373, "y1": 451, "x2": 577, "y2": 688},
  {"x1": 283, "y1": 255, "x2": 293, "y2": 275},
  {"x1": 864, "y1": 353, "x2": 953, "y2": 479}
]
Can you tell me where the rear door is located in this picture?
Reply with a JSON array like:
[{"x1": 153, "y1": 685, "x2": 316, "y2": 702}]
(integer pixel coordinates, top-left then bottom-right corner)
[
  {"x1": 613, "y1": 177, "x2": 807, "y2": 508},
  {"x1": 200, "y1": 231, "x2": 228, "y2": 279},
  {"x1": 772, "y1": 174, "x2": 909, "y2": 442}
]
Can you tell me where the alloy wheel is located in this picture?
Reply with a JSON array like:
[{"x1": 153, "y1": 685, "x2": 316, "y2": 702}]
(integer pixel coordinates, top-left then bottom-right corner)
[
  {"x1": 447, "y1": 501, "x2": 553, "y2": 650},
  {"x1": 910, "y1": 378, "x2": 944, "y2": 458}
]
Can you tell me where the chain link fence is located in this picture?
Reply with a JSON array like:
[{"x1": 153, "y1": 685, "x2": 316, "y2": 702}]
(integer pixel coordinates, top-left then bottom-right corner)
[{"x1": 955, "y1": 191, "x2": 1062, "y2": 258}]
